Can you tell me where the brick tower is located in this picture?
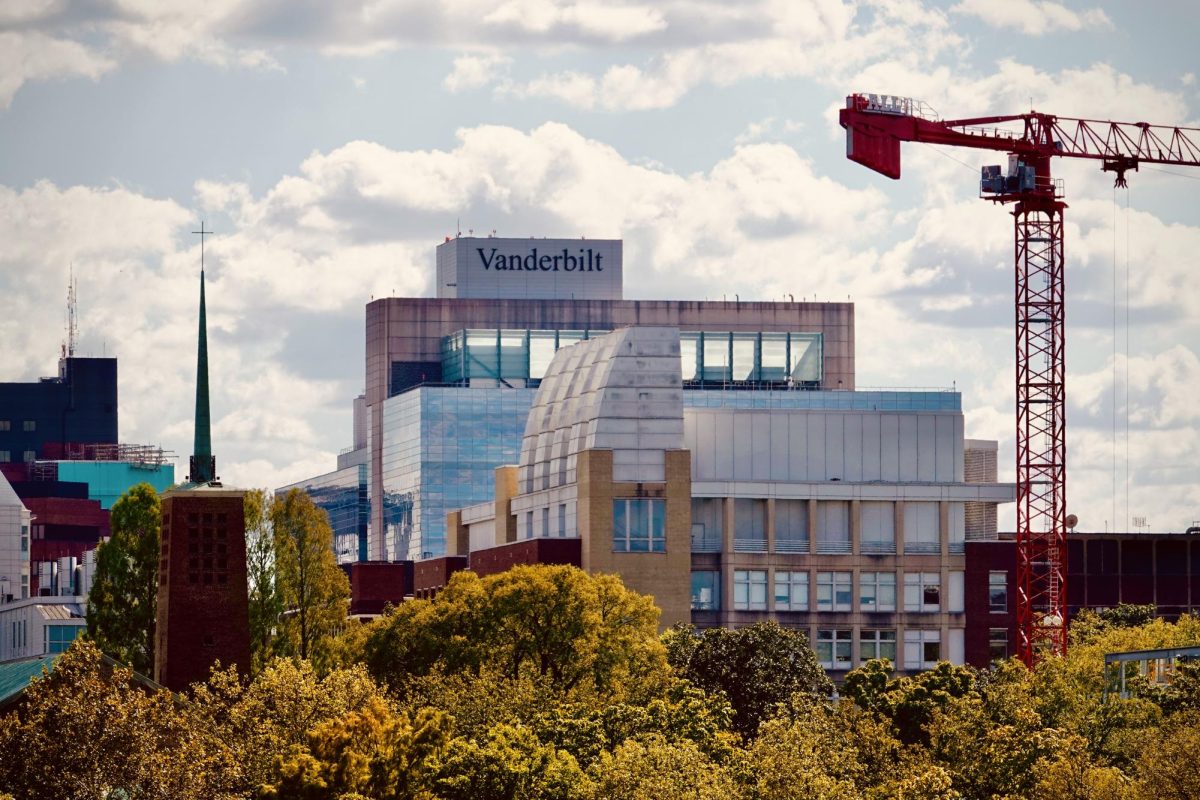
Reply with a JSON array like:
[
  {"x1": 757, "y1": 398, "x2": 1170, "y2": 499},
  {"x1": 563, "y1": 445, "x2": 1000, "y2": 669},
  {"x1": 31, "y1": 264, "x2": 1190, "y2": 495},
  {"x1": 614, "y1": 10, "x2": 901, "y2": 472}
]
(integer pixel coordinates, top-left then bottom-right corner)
[{"x1": 154, "y1": 234, "x2": 251, "y2": 690}]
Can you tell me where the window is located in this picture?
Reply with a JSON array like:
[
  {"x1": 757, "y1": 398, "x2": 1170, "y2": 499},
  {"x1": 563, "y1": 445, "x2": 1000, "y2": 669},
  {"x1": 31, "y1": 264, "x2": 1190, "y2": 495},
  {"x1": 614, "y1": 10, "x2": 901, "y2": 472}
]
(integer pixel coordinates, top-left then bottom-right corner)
[
  {"x1": 904, "y1": 572, "x2": 941, "y2": 612},
  {"x1": 22, "y1": 420, "x2": 35, "y2": 432},
  {"x1": 904, "y1": 629, "x2": 941, "y2": 669},
  {"x1": 816, "y1": 572, "x2": 852, "y2": 611},
  {"x1": 20, "y1": 534, "x2": 28, "y2": 553},
  {"x1": 613, "y1": 499, "x2": 666, "y2": 552},
  {"x1": 774, "y1": 499, "x2": 808, "y2": 553},
  {"x1": 45, "y1": 625, "x2": 83, "y2": 655},
  {"x1": 541, "y1": 507, "x2": 549, "y2": 538},
  {"x1": 774, "y1": 571, "x2": 809, "y2": 611},
  {"x1": 691, "y1": 571, "x2": 720, "y2": 611},
  {"x1": 816, "y1": 629, "x2": 853, "y2": 669},
  {"x1": 733, "y1": 499, "x2": 766, "y2": 552},
  {"x1": 0, "y1": 451, "x2": 8, "y2": 463},
  {"x1": 989, "y1": 571, "x2": 1008, "y2": 612},
  {"x1": 860, "y1": 572, "x2": 896, "y2": 612},
  {"x1": 0, "y1": 420, "x2": 9, "y2": 430},
  {"x1": 815, "y1": 501, "x2": 851, "y2": 553},
  {"x1": 989, "y1": 628, "x2": 1009, "y2": 662},
  {"x1": 690, "y1": 498, "x2": 723, "y2": 552},
  {"x1": 903, "y1": 502, "x2": 939, "y2": 553},
  {"x1": 525, "y1": 511, "x2": 533, "y2": 540},
  {"x1": 734, "y1": 570, "x2": 767, "y2": 610},
  {"x1": 860, "y1": 502, "x2": 895, "y2": 553},
  {"x1": 22, "y1": 451, "x2": 34, "y2": 463},
  {"x1": 558, "y1": 504, "x2": 567, "y2": 537},
  {"x1": 860, "y1": 629, "x2": 897, "y2": 664}
]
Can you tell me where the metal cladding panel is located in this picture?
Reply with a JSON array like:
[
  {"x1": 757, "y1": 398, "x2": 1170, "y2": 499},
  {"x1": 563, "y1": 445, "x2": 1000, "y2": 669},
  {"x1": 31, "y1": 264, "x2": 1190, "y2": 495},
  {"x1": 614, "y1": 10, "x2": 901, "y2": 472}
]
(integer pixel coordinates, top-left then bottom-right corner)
[
  {"x1": 732, "y1": 415, "x2": 752, "y2": 477},
  {"x1": 437, "y1": 237, "x2": 623, "y2": 300},
  {"x1": 880, "y1": 415, "x2": 899, "y2": 482},
  {"x1": 788, "y1": 417, "x2": 807, "y2": 481},
  {"x1": 806, "y1": 414, "x2": 826, "y2": 479},
  {"x1": 750, "y1": 413, "x2": 771, "y2": 481},
  {"x1": 862, "y1": 414, "x2": 881, "y2": 480},
  {"x1": 770, "y1": 416, "x2": 790, "y2": 478},
  {"x1": 825, "y1": 414, "x2": 844, "y2": 481},
  {"x1": 842, "y1": 415, "x2": 863, "y2": 481},
  {"x1": 916, "y1": 415, "x2": 935, "y2": 482}
]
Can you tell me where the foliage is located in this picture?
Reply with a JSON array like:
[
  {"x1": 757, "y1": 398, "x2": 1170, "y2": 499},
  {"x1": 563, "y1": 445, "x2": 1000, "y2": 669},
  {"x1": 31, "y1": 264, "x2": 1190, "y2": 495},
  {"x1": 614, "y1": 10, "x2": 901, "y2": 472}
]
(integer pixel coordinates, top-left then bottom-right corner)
[
  {"x1": 189, "y1": 656, "x2": 391, "y2": 792},
  {"x1": 271, "y1": 488, "x2": 351, "y2": 666},
  {"x1": 663, "y1": 621, "x2": 832, "y2": 737},
  {"x1": 1132, "y1": 710, "x2": 1200, "y2": 800},
  {"x1": 434, "y1": 723, "x2": 589, "y2": 800},
  {"x1": 361, "y1": 566, "x2": 667, "y2": 700},
  {"x1": 588, "y1": 734, "x2": 739, "y2": 800},
  {"x1": 0, "y1": 639, "x2": 236, "y2": 799},
  {"x1": 245, "y1": 488, "x2": 282, "y2": 673},
  {"x1": 842, "y1": 659, "x2": 978, "y2": 745},
  {"x1": 85, "y1": 482, "x2": 161, "y2": 674},
  {"x1": 259, "y1": 698, "x2": 450, "y2": 800}
]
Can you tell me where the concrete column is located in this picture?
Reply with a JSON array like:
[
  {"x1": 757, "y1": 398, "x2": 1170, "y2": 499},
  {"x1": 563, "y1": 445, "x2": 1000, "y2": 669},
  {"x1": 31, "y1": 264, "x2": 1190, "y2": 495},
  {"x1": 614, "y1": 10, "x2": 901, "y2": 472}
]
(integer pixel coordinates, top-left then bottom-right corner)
[
  {"x1": 494, "y1": 465, "x2": 520, "y2": 545},
  {"x1": 851, "y1": 499, "x2": 862, "y2": 556},
  {"x1": 723, "y1": 497, "x2": 736, "y2": 554},
  {"x1": 939, "y1": 501, "x2": 950, "y2": 558},
  {"x1": 766, "y1": 498, "x2": 776, "y2": 554},
  {"x1": 445, "y1": 511, "x2": 469, "y2": 557},
  {"x1": 895, "y1": 500, "x2": 906, "y2": 555},
  {"x1": 808, "y1": 498, "x2": 819, "y2": 555}
]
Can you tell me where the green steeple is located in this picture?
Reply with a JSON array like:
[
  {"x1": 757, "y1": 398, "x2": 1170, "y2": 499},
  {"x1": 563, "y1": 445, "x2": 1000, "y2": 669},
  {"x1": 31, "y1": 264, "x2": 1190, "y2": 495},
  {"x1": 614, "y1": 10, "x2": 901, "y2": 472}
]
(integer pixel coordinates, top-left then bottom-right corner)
[{"x1": 189, "y1": 224, "x2": 216, "y2": 485}]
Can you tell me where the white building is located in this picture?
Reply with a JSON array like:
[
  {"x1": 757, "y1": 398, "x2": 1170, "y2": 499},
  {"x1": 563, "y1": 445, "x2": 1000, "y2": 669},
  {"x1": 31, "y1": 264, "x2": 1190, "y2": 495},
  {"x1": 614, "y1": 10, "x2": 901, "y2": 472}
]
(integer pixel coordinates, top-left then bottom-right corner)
[{"x1": 0, "y1": 471, "x2": 30, "y2": 605}]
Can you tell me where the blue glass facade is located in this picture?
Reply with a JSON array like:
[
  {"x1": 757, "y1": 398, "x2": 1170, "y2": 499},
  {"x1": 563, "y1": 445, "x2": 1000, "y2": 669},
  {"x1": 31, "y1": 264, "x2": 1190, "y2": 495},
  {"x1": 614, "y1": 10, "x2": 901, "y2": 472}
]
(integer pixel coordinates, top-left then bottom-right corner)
[
  {"x1": 380, "y1": 387, "x2": 536, "y2": 560},
  {"x1": 278, "y1": 464, "x2": 369, "y2": 563}
]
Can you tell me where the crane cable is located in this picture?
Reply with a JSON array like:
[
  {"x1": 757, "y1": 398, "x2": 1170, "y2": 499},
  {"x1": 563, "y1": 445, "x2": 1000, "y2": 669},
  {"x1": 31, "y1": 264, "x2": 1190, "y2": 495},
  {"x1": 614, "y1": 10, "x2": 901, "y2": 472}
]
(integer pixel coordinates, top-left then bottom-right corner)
[
  {"x1": 1124, "y1": 184, "x2": 1130, "y2": 533},
  {"x1": 1112, "y1": 185, "x2": 1118, "y2": 534}
]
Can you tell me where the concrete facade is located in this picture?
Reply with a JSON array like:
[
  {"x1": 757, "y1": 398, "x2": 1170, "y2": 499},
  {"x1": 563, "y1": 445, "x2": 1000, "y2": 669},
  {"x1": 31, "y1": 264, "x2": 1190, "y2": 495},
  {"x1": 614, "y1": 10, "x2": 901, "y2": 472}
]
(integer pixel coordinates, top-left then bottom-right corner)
[{"x1": 0, "y1": 472, "x2": 30, "y2": 605}]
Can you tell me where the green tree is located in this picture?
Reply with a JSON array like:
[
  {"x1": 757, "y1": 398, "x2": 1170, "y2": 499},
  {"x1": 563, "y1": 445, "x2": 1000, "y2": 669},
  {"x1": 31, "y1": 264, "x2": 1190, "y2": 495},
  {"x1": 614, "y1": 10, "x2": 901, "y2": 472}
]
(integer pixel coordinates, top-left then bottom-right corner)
[
  {"x1": 86, "y1": 482, "x2": 161, "y2": 674},
  {"x1": 361, "y1": 565, "x2": 667, "y2": 700},
  {"x1": 272, "y1": 489, "x2": 350, "y2": 665},
  {"x1": 663, "y1": 621, "x2": 833, "y2": 738},
  {"x1": 1132, "y1": 711, "x2": 1200, "y2": 800},
  {"x1": 0, "y1": 639, "x2": 235, "y2": 799},
  {"x1": 245, "y1": 488, "x2": 282, "y2": 672},
  {"x1": 435, "y1": 724, "x2": 590, "y2": 800},
  {"x1": 589, "y1": 734, "x2": 739, "y2": 800},
  {"x1": 259, "y1": 698, "x2": 450, "y2": 800}
]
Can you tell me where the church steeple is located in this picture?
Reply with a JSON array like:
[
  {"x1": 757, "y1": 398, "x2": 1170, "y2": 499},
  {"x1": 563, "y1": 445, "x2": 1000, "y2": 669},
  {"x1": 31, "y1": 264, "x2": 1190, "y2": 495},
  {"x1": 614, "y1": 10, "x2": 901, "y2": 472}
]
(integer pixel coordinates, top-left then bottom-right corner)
[{"x1": 189, "y1": 222, "x2": 216, "y2": 485}]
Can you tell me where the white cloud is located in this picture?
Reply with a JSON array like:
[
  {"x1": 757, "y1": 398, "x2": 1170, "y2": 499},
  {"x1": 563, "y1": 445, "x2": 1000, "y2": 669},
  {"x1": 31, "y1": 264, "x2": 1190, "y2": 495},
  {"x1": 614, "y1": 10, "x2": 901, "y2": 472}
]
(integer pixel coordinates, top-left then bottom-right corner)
[
  {"x1": 0, "y1": 31, "x2": 116, "y2": 109},
  {"x1": 952, "y1": 0, "x2": 1113, "y2": 35},
  {"x1": 444, "y1": 52, "x2": 511, "y2": 92}
]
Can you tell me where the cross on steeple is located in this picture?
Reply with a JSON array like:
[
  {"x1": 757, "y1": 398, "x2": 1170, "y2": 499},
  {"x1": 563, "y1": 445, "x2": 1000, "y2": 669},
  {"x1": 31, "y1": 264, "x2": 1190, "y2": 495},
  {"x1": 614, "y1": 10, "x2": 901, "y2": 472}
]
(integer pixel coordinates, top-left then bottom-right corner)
[{"x1": 188, "y1": 222, "x2": 216, "y2": 485}]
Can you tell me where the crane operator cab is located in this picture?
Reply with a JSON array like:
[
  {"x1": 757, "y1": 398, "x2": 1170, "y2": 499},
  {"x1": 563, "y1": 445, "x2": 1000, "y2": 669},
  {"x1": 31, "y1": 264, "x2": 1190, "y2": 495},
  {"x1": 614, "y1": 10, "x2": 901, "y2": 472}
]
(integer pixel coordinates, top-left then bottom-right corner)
[{"x1": 981, "y1": 155, "x2": 1037, "y2": 195}]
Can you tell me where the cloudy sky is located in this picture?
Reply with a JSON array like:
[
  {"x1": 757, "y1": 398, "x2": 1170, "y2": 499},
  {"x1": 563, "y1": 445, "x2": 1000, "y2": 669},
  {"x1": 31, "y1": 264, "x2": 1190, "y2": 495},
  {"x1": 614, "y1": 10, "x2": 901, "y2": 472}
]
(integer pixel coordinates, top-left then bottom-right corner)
[{"x1": 1, "y1": 0, "x2": 1197, "y2": 532}]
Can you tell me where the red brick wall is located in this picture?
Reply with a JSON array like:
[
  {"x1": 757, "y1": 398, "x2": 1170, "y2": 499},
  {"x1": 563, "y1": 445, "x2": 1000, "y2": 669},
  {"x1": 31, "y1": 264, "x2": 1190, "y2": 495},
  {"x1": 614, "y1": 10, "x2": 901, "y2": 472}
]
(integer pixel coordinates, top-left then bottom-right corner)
[
  {"x1": 469, "y1": 538, "x2": 582, "y2": 577},
  {"x1": 348, "y1": 562, "x2": 413, "y2": 615},
  {"x1": 412, "y1": 556, "x2": 469, "y2": 598},
  {"x1": 155, "y1": 491, "x2": 251, "y2": 690},
  {"x1": 964, "y1": 540, "x2": 1017, "y2": 668}
]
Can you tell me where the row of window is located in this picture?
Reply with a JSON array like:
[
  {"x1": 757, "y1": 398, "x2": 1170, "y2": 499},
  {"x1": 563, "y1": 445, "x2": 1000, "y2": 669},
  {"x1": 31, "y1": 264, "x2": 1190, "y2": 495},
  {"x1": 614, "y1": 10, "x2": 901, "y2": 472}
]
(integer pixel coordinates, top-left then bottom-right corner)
[
  {"x1": 0, "y1": 420, "x2": 36, "y2": 431},
  {"x1": 815, "y1": 628, "x2": 948, "y2": 670},
  {"x1": 692, "y1": 569, "x2": 989, "y2": 614},
  {"x1": 0, "y1": 451, "x2": 37, "y2": 463},
  {"x1": 691, "y1": 498, "x2": 965, "y2": 554}
]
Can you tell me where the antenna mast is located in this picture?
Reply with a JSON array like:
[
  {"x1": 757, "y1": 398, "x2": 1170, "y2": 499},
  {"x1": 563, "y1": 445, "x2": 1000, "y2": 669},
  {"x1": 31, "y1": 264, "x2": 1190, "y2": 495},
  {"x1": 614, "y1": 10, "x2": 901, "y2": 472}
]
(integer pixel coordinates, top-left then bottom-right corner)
[{"x1": 62, "y1": 265, "x2": 78, "y2": 359}]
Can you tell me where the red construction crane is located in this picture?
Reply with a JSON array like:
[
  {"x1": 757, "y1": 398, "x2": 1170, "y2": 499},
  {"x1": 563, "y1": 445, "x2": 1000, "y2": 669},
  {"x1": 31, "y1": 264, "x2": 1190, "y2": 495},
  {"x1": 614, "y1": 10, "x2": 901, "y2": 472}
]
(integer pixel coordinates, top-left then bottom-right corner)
[{"x1": 839, "y1": 93, "x2": 1200, "y2": 665}]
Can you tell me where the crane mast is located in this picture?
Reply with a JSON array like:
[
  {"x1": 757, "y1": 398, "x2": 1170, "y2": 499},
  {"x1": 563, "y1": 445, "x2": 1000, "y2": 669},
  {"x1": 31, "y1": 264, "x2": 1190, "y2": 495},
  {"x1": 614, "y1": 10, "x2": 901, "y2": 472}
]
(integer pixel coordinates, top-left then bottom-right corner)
[{"x1": 839, "y1": 93, "x2": 1200, "y2": 665}]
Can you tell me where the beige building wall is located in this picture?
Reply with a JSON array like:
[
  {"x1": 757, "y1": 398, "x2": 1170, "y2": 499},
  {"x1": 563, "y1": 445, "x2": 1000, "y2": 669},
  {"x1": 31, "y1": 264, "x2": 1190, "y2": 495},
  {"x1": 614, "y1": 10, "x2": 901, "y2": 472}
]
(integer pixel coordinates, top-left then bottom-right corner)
[{"x1": 577, "y1": 448, "x2": 693, "y2": 629}]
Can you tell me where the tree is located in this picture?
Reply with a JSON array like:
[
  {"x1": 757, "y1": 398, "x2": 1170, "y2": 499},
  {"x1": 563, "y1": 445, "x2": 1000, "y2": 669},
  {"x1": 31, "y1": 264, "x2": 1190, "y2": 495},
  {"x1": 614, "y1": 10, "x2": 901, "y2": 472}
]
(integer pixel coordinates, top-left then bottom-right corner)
[
  {"x1": 0, "y1": 639, "x2": 235, "y2": 799},
  {"x1": 86, "y1": 482, "x2": 161, "y2": 674},
  {"x1": 259, "y1": 698, "x2": 451, "y2": 800},
  {"x1": 435, "y1": 724, "x2": 590, "y2": 800},
  {"x1": 663, "y1": 621, "x2": 833, "y2": 738},
  {"x1": 272, "y1": 489, "x2": 350, "y2": 664},
  {"x1": 588, "y1": 734, "x2": 739, "y2": 800},
  {"x1": 361, "y1": 565, "x2": 667, "y2": 700},
  {"x1": 245, "y1": 488, "x2": 282, "y2": 672},
  {"x1": 1133, "y1": 711, "x2": 1200, "y2": 800}
]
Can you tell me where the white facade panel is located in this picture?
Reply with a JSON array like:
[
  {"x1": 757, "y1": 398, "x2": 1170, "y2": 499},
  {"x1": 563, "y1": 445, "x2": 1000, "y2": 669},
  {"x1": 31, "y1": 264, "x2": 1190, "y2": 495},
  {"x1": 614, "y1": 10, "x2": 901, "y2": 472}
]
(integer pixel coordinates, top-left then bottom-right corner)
[
  {"x1": 898, "y1": 415, "x2": 918, "y2": 480},
  {"x1": 826, "y1": 414, "x2": 845, "y2": 481},
  {"x1": 844, "y1": 414, "x2": 864, "y2": 482},
  {"x1": 917, "y1": 415, "x2": 935, "y2": 482}
]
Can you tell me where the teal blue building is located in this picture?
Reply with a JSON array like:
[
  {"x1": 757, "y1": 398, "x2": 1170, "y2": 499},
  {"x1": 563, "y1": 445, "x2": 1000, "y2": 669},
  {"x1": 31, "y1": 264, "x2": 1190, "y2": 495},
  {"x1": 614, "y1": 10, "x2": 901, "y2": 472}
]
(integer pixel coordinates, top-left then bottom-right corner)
[{"x1": 55, "y1": 461, "x2": 174, "y2": 508}]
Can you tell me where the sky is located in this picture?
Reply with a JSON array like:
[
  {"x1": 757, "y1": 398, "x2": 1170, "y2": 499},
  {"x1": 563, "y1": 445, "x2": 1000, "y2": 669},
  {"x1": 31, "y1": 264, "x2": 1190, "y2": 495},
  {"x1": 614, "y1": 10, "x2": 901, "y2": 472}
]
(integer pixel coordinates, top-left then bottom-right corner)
[{"x1": 1, "y1": 0, "x2": 1197, "y2": 533}]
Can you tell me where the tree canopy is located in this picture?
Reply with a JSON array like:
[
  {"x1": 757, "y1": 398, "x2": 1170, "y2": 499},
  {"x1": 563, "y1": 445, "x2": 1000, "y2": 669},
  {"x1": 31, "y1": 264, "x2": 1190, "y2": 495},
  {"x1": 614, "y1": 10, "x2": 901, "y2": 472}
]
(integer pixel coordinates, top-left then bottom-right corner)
[
  {"x1": 6, "y1": 567, "x2": 1199, "y2": 799},
  {"x1": 85, "y1": 482, "x2": 161, "y2": 674}
]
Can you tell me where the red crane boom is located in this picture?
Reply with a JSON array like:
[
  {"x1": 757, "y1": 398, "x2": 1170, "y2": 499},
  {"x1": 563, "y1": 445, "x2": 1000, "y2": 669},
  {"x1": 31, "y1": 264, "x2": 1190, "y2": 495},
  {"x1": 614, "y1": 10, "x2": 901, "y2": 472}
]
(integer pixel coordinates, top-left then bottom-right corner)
[{"x1": 839, "y1": 93, "x2": 1200, "y2": 665}]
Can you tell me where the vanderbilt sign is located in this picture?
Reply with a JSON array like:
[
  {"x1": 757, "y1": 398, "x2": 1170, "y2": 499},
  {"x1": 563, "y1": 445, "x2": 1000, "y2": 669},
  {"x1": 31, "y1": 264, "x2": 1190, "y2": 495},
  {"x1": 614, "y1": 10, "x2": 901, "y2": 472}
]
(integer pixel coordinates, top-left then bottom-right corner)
[{"x1": 477, "y1": 247, "x2": 605, "y2": 273}]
